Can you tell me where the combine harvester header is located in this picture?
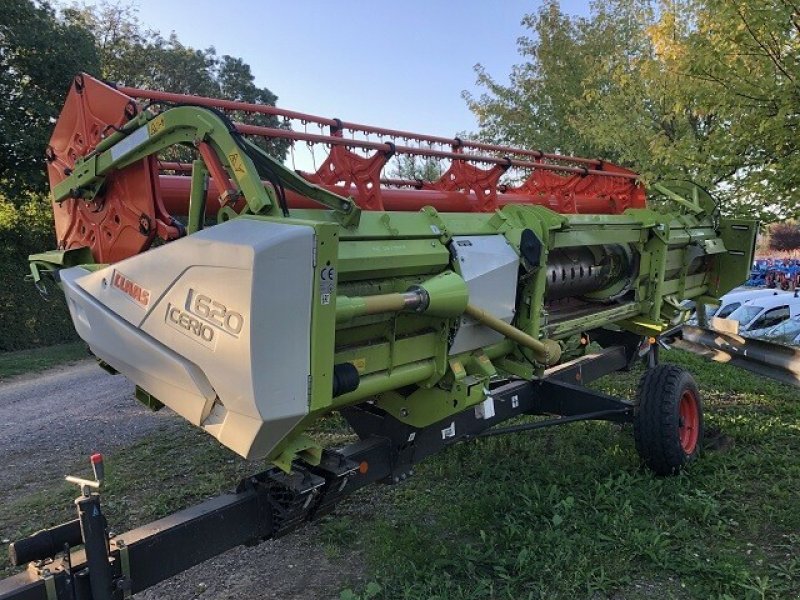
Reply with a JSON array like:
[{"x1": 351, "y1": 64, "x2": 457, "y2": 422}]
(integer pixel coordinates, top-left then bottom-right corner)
[
  {"x1": 3, "y1": 73, "x2": 757, "y2": 600},
  {"x1": 32, "y1": 72, "x2": 756, "y2": 466}
]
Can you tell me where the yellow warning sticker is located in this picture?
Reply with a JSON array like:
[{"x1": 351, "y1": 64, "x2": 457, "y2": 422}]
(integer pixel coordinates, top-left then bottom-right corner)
[
  {"x1": 147, "y1": 115, "x2": 166, "y2": 136},
  {"x1": 352, "y1": 358, "x2": 367, "y2": 373},
  {"x1": 227, "y1": 151, "x2": 246, "y2": 175}
]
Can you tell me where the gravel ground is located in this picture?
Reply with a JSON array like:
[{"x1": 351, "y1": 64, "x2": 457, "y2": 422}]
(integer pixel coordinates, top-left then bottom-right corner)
[
  {"x1": 0, "y1": 360, "x2": 178, "y2": 505},
  {"x1": 139, "y1": 528, "x2": 364, "y2": 600},
  {"x1": 0, "y1": 361, "x2": 365, "y2": 599}
]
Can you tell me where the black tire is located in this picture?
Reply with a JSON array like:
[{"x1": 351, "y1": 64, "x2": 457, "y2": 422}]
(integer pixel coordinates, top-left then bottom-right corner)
[{"x1": 634, "y1": 364, "x2": 703, "y2": 476}]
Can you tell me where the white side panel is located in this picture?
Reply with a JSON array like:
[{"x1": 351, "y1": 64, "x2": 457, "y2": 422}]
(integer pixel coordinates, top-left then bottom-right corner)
[
  {"x1": 66, "y1": 219, "x2": 316, "y2": 459},
  {"x1": 61, "y1": 267, "x2": 217, "y2": 425},
  {"x1": 449, "y1": 235, "x2": 519, "y2": 355}
]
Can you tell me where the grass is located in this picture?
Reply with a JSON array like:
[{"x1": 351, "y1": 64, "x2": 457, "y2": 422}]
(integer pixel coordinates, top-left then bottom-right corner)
[
  {"x1": 0, "y1": 341, "x2": 89, "y2": 380},
  {"x1": 0, "y1": 426, "x2": 258, "y2": 578},
  {"x1": 329, "y1": 351, "x2": 800, "y2": 600},
  {"x1": 1, "y1": 349, "x2": 798, "y2": 599}
]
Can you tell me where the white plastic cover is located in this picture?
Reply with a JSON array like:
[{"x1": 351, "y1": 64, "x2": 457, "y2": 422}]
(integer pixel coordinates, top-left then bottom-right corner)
[{"x1": 60, "y1": 218, "x2": 316, "y2": 459}]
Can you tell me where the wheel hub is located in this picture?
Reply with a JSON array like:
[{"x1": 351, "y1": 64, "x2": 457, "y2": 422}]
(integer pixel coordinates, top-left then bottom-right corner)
[{"x1": 678, "y1": 390, "x2": 700, "y2": 454}]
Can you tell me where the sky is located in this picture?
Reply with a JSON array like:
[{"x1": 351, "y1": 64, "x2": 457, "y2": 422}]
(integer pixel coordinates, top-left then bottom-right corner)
[{"x1": 124, "y1": 1, "x2": 591, "y2": 170}]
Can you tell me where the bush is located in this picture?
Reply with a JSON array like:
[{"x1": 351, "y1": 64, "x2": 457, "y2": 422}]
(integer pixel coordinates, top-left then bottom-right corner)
[
  {"x1": 0, "y1": 197, "x2": 78, "y2": 351},
  {"x1": 769, "y1": 222, "x2": 800, "y2": 252}
]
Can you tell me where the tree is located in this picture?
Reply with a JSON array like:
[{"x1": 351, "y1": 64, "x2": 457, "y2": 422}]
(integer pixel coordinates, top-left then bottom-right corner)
[
  {"x1": 466, "y1": 0, "x2": 800, "y2": 222},
  {"x1": 0, "y1": 0, "x2": 100, "y2": 199},
  {"x1": 64, "y1": 3, "x2": 290, "y2": 159},
  {"x1": 390, "y1": 155, "x2": 443, "y2": 182},
  {"x1": 674, "y1": 0, "x2": 800, "y2": 221},
  {"x1": 1, "y1": 1, "x2": 291, "y2": 351},
  {"x1": 464, "y1": 2, "x2": 674, "y2": 165},
  {"x1": 769, "y1": 223, "x2": 800, "y2": 251}
]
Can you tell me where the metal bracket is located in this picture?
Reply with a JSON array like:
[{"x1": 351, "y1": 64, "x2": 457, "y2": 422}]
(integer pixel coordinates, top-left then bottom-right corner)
[
  {"x1": 115, "y1": 540, "x2": 132, "y2": 599},
  {"x1": 41, "y1": 570, "x2": 56, "y2": 600}
]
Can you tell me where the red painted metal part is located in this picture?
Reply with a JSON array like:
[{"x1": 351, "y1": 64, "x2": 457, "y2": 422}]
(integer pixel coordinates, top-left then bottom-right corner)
[
  {"x1": 49, "y1": 74, "x2": 646, "y2": 263},
  {"x1": 678, "y1": 389, "x2": 700, "y2": 454},
  {"x1": 120, "y1": 85, "x2": 603, "y2": 166},
  {"x1": 422, "y1": 157, "x2": 509, "y2": 212},
  {"x1": 46, "y1": 75, "x2": 180, "y2": 262},
  {"x1": 196, "y1": 141, "x2": 237, "y2": 206},
  {"x1": 122, "y1": 82, "x2": 644, "y2": 215},
  {"x1": 302, "y1": 143, "x2": 393, "y2": 211},
  {"x1": 157, "y1": 175, "x2": 634, "y2": 215},
  {"x1": 156, "y1": 162, "x2": 639, "y2": 214}
]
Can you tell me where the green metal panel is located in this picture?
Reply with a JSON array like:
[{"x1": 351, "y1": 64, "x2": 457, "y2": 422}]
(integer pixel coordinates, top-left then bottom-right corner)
[
  {"x1": 337, "y1": 239, "x2": 449, "y2": 281},
  {"x1": 552, "y1": 229, "x2": 643, "y2": 247},
  {"x1": 334, "y1": 332, "x2": 440, "y2": 376},
  {"x1": 707, "y1": 219, "x2": 759, "y2": 297},
  {"x1": 662, "y1": 273, "x2": 708, "y2": 296},
  {"x1": 544, "y1": 303, "x2": 642, "y2": 338},
  {"x1": 332, "y1": 360, "x2": 438, "y2": 406}
]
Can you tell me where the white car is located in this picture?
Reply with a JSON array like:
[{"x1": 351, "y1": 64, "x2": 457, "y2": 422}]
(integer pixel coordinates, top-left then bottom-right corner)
[
  {"x1": 690, "y1": 288, "x2": 781, "y2": 324},
  {"x1": 761, "y1": 315, "x2": 800, "y2": 346},
  {"x1": 719, "y1": 291, "x2": 800, "y2": 337}
]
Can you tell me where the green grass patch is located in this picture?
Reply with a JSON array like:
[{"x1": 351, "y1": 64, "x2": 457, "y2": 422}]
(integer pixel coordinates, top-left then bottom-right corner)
[
  {"x1": 1, "y1": 350, "x2": 797, "y2": 599},
  {"x1": 0, "y1": 426, "x2": 254, "y2": 578},
  {"x1": 0, "y1": 341, "x2": 89, "y2": 380},
  {"x1": 330, "y1": 351, "x2": 800, "y2": 600}
]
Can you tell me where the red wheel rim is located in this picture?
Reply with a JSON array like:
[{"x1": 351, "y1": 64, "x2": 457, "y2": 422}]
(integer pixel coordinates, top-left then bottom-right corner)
[{"x1": 678, "y1": 389, "x2": 700, "y2": 454}]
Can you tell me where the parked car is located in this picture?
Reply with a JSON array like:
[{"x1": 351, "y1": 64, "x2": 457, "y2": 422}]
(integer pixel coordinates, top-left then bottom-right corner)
[
  {"x1": 719, "y1": 291, "x2": 800, "y2": 337},
  {"x1": 688, "y1": 288, "x2": 781, "y2": 325},
  {"x1": 715, "y1": 289, "x2": 782, "y2": 319},
  {"x1": 760, "y1": 315, "x2": 800, "y2": 346}
]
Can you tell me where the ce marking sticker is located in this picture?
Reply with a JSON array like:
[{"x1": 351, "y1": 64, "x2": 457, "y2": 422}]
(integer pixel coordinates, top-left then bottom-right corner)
[{"x1": 319, "y1": 264, "x2": 336, "y2": 305}]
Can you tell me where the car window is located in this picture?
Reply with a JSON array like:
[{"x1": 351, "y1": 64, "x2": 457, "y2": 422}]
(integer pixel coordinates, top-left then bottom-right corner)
[
  {"x1": 783, "y1": 319, "x2": 800, "y2": 338},
  {"x1": 779, "y1": 317, "x2": 800, "y2": 337},
  {"x1": 727, "y1": 305, "x2": 762, "y2": 325},
  {"x1": 717, "y1": 302, "x2": 740, "y2": 318},
  {"x1": 749, "y1": 306, "x2": 790, "y2": 331}
]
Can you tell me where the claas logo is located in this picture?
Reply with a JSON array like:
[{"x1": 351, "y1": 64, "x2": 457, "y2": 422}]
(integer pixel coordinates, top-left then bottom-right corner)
[{"x1": 112, "y1": 271, "x2": 151, "y2": 306}]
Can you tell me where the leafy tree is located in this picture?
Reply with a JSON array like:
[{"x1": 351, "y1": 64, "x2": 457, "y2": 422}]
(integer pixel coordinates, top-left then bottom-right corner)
[
  {"x1": 466, "y1": 0, "x2": 800, "y2": 222},
  {"x1": 64, "y1": 2, "x2": 290, "y2": 159},
  {"x1": 0, "y1": 0, "x2": 99, "y2": 200},
  {"x1": 464, "y1": 1, "x2": 634, "y2": 160},
  {"x1": 390, "y1": 155, "x2": 443, "y2": 182},
  {"x1": 0, "y1": 1, "x2": 291, "y2": 351},
  {"x1": 675, "y1": 0, "x2": 800, "y2": 221}
]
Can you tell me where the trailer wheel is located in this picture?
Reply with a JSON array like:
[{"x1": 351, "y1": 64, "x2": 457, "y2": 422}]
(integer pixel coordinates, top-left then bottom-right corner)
[{"x1": 634, "y1": 365, "x2": 703, "y2": 476}]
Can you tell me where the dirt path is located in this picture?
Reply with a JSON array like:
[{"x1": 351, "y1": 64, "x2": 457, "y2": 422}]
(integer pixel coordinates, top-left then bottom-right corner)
[
  {"x1": 0, "y1": 362, "x2": 364, "y2": 599},
  {"x1": 0, "y1": 361, "x2": 178, "y2": 504}
]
